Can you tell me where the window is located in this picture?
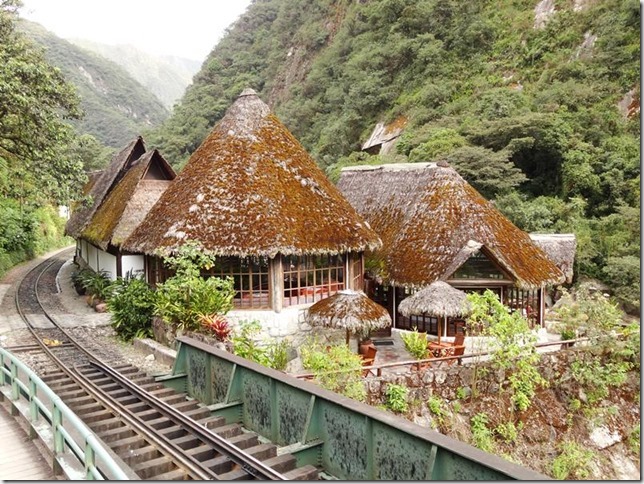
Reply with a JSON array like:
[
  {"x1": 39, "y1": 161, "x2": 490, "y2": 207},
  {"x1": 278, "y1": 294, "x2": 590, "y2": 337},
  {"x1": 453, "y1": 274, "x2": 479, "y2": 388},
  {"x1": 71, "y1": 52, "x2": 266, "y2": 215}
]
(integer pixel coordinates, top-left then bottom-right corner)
[
  {"x1": 202, "y1": 257, "x2": 270, "y2": 309},
  {"x1": 147, "y1": 255, "x2": 174, "y2": 286},
  {"x1": 283, "y1": 254, "x2": 345, "y2": 306},
  {"x1": 451, "y1": 252, "x2": 508, "y2": 280},
  {"x1": 351, "y1": 254, "x2": 364, "y2": 291}
]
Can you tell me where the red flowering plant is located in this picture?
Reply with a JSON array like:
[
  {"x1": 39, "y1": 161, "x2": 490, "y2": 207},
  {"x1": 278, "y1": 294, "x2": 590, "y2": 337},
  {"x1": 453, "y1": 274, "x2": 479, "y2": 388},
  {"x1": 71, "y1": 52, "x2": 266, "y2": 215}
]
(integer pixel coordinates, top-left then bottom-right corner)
[{"x1": 199, "y1": 313, "x2": 232, "y2": 342}]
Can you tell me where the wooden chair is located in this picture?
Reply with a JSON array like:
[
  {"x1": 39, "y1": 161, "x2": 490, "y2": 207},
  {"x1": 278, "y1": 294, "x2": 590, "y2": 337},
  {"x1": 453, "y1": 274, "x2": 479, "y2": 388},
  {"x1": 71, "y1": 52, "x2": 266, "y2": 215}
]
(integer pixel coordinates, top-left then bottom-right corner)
[
  {"x1": 361, "y1": 344, "x2": 378, "y2": 377},
  {"x1": 446, "y1": 345, "x2": 465, "y2": 366},
  {"x1": 451, "y1": 332, "x2": 465, "y2": 347}
]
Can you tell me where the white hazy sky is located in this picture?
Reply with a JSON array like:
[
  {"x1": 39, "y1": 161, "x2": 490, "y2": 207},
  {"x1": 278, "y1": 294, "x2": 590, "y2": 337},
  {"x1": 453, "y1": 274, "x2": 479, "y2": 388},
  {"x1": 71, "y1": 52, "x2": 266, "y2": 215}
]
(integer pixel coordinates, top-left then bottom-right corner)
[{"x1": 20, "y1": 0, "x2": 252, "y2": 61}]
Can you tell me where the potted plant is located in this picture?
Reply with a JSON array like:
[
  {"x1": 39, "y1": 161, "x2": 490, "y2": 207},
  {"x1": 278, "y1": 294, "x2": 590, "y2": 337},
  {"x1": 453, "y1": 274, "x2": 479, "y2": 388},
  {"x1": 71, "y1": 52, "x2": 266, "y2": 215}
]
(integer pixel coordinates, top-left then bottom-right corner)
[{"x1": 358, "y1": 328, "x2": 373, "y2": 355}]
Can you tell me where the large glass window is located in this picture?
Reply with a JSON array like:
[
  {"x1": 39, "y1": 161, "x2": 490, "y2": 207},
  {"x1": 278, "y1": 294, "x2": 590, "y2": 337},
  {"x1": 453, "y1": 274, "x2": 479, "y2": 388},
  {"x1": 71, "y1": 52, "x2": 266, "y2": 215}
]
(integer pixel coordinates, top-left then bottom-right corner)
[
  {"x1": 451, "y1": 252, "x2": 508, "y2": 280},
  {"x1": 283, "y1": 254, "x2": 345, "y2": 306},
  {"x1": 201, "y1": 257, "x2": 270, "y2": 309}
]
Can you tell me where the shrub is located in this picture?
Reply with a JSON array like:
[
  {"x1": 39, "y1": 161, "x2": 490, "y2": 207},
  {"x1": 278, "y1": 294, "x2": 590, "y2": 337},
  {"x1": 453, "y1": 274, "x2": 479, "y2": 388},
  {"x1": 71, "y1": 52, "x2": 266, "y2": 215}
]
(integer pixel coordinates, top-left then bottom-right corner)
[
  {"x1": 301, "y1": 340, "x2": 366, "y2": 402},
  {"x1": 199, "y1": 313, "x2": 232, "y2": 342},
  {"x1": 494, "y1": 421, "x2": 522, "y2": 443},
  {"x1": 385, "y1": 384, "x2": 409, "y2": 413},
  {"x1": 551, "y1": 441, "x2": 594, "y2": 480},
  {"x1": 467, "y1": 290, "x2": 546, "y2": 411},
  {"x1": 401, "y1": 328, "x2": 429, "y2": 360},
  {"x1": 106, "y1": 275, "x2": 156, "y2": 342},
  {"x1": 153, "y1": 243, "x2": 235, "y2": 331},
  {"x1": 230, "y1": 321, "x2": 292, "y2": 371},
  {"x1": 470, "y1": 413, "x2": 494, "y2": 453},
  {"x1": 80, "y1": 269, "x2": 112, "y2": 301},
  {"x1": 427, "y1": 395, "x2": 446, "y2": 425}
]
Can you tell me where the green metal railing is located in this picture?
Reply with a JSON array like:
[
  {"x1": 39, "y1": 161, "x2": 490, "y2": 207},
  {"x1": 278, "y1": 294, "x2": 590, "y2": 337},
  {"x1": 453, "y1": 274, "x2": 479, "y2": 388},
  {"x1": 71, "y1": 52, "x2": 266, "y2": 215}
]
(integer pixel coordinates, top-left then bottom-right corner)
[
  {"x1": 0, "y1": 347, "x2": 130, "y2": 480},
  {"x1": 167, "y1": 336, "x2": 550, "y2": 480}
]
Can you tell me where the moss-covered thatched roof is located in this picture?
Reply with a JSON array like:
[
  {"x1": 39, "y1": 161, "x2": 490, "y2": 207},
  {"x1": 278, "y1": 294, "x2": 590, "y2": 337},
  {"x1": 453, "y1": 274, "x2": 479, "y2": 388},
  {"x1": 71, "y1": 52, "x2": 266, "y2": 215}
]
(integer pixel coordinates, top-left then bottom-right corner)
[
  {"x1": 80, "y1": 150, "x2": 175, "y2": 250},
  {"x1": 123, "y1": 89, "x2": 381, "y2": 258},
  {"x1": 337, "y1": 162, "x2": 564, "y2": 289},
  {"x1": 66, "y1": 137, "x2": 146, "y2": 238}
]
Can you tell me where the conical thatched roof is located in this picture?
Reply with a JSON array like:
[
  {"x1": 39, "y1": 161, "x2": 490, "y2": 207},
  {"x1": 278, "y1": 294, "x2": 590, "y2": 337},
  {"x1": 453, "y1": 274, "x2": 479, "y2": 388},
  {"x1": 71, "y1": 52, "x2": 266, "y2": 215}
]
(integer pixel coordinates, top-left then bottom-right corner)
[
  {"x1": 398, "y1": 281, "x2": 471, "y2": 318},
  {"x1": 337, "y1": 163, "x2": 564, "y2": 289},
  {"x1": 306, "y1": 290, "x2": 391, "y2": 334},
  {"x1": 80, "y1": 150, "x2": 175, "y2": 250},
  {"x1": 66, "y1": 137, "x2": 146, "y2": 238},
  {"x1": 123, "y1": 89, "x2": 380, "y2": 258}
]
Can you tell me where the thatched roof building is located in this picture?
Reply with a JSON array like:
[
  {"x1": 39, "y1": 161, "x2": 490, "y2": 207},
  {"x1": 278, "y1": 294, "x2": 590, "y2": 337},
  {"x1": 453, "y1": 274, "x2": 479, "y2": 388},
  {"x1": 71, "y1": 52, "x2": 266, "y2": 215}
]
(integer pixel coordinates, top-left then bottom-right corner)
[
  {"x1": 123, "y1": 89, "x2": 379, "y2": 259},
  {"x1": 529, "y1": 234, "x2": 576, "y2": 284},
  {"x1": 66, "y1": 137, "x2": 146, "y2": 238},
  {"x1": 337, "y1": 162, "x2": 564, "y2": 289},
  {"x1": 80, "y1": 150, "x2": 176, "y2": 251}
]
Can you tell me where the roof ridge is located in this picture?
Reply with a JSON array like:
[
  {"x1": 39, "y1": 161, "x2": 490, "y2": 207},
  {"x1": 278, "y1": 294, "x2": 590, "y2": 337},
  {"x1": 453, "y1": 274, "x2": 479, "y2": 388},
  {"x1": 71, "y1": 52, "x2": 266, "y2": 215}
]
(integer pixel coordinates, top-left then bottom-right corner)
[{"x1": 341, "y1": 162, "x2": 437, "y2": 172}]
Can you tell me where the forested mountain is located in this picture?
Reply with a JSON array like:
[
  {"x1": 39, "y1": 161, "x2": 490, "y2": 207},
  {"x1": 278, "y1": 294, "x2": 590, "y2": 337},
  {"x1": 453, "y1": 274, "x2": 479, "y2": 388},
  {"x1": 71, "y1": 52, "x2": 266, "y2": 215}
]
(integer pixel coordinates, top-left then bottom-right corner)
[
  {"x1": 19, "y1": 20, "x2": 169, "y2": 148},
  {"x1": 150, "y1": 0, "x2": 640, "y2": 311},
  {"x1": 69, "y1": 39, "x2": 200, "y2": 109}
]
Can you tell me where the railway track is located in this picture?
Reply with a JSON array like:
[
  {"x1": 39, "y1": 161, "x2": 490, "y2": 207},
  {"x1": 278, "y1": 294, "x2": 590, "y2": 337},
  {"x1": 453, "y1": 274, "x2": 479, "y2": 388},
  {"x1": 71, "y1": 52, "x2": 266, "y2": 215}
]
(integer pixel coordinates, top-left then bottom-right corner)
[{"x1": 8, "y1": 253, "x2": 318, "y2": 480}]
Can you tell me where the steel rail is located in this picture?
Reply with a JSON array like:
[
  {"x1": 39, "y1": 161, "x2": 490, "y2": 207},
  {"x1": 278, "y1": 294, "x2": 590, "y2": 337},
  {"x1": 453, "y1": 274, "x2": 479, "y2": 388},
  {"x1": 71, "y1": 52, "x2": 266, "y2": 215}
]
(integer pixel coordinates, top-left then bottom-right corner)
[
  {"x1": 87, "y1": 360, "x2": 287, "y2": 480},
  {"x1": 14, "y1": 254, "x2": 224, "y2": 480},
  {"x1": 14, "y1": 252, "x2": 288, "y2": 480}
]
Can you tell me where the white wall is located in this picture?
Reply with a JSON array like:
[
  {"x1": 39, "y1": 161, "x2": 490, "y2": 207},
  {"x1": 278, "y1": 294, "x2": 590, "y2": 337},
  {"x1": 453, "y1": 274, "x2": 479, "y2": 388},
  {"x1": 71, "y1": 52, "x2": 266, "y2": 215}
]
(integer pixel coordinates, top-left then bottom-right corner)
[
  {"x1": 97, "y1": 249, "x2": 117, "y2": 280},
  {"x1": 87, "y1": 244, "x2": 98, "y2": 271},
  {"x1": 121, "y1": 255, "x2": 145, "y2": 278}
]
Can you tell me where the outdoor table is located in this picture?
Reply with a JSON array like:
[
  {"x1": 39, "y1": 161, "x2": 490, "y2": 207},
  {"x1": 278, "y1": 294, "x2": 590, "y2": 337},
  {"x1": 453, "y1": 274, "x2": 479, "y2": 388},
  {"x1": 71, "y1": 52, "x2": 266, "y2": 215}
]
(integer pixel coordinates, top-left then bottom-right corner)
[{"x1": 427, "y1": 341, "x2": 455, "y2": 358}]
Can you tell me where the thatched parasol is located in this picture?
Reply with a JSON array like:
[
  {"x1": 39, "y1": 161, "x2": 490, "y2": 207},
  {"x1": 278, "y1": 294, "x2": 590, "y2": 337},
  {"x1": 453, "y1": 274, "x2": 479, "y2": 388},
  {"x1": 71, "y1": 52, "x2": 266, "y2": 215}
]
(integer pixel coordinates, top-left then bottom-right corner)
[
  {"x1": 305, "y1": 290, "x2": 391, "y2": 347},
  {"x1": 398, "y1": 281, "x2": 471, "y2": 343}
]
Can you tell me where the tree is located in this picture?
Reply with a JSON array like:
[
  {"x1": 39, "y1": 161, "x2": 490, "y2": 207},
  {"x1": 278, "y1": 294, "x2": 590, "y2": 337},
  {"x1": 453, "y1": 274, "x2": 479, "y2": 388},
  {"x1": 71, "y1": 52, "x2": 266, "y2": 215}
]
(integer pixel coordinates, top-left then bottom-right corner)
[{"x1": 0, "y1": 0, "x2": 85, "y2": 205}]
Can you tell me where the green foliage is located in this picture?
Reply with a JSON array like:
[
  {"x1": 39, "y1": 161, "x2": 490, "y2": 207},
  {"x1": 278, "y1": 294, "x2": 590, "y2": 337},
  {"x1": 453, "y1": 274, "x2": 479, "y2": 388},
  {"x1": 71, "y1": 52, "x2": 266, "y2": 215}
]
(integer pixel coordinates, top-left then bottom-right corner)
[
  {"x1": 427, "y1": 395, "x2": 446, "y2": 425},
  {"x1": 300, "y1": 340, "x2": 366, "y2": 402},
  {"x1": 494, "y1": 421, "x2": 522, "y2": 444},
  {"x1": 148, "y1": 0, "x2": 639, "y2": 308},
  {"x1": 153, "y1": 243, "x2": 235, "y2": 331},
  {"x1": 470, "y1": 413, "x2": 494, "y2": 453},
  {"x1": 401, "y1": 328, "x2": 429, "y2": 360},
  {"x1": 79, "y1": 269, "x2": 112, "y2": 301},
  {"x1": 467, "y1": 290, "x2": 546, "y2": 411},
  {"x1": 106, "y1": 275, "x2": 156, "y2": 342},
  {"x1": 455, "y1": 386, "x2": 468, "y2": 400},
  {"x1": 384, "y1": 384, "x2": 409, "y2": 414},
  {"x1": 19, "y1": 19, "x2": 168, "y2": 148},
  {"x1": 551, "y1": 441, "x2": 594, "y2": 480},
  {"x1": 627, "y1": 426, "x2": 640, "y2": 456},
  {"x1": 230, "y1": 321, "x2": 291, "y2": 371},
  {"x1": 407, "y1": 128, "x2": 466, "y2": 162},
  {"x1": 570, "y1": 357, "x2": 630, "y2": 405}
]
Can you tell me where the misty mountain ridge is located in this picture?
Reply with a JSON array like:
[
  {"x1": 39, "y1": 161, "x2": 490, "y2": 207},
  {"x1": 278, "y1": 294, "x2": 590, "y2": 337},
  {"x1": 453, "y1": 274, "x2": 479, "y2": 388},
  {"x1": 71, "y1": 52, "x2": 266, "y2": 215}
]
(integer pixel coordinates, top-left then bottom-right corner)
[
  {"x1": 19, "y1": 20, "x2": 169, "y2": 148},
  {"x1": 69, "y1": 39, "x2": 201, "y2": 108}
]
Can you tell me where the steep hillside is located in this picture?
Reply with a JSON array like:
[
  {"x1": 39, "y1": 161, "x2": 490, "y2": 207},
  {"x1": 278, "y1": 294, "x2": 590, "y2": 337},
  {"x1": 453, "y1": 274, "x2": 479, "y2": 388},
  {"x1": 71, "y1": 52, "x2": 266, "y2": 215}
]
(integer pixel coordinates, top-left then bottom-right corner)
[
  {"x1": 19, "y1": 20, "x2": 169, "y2": 148},
  {"x1": 69, "y1": 39, "x2": 200, "y2": 108},
  {"x1": 150, "y1": 0, "x2": 640, "y2": 311}
]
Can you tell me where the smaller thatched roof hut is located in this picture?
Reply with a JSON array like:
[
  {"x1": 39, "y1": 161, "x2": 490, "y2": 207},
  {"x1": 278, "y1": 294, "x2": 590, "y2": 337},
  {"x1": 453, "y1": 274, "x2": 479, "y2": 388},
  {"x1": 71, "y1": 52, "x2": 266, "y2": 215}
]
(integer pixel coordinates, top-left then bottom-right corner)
[
  {"x1": 66, "y1": 137, "x2": 146, "y2": 238},
  {"x1": 398, "y1": 282, "x2": 471, "y2": 318},
  {"x1": 529, "y1": 234, "x2": 576, "y2": 284},
  {"x1": 80, "y1": 150, "x2": 175, "y2": 251},
  {"x1": 306, "y1": 290, "x2": 391, "y2": 345}
]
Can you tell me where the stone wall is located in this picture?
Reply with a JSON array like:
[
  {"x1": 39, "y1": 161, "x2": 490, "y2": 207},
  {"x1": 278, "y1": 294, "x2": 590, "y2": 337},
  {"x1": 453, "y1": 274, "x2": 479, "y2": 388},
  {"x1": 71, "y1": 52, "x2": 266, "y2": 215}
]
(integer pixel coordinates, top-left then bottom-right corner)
[{"x1": 365, "y1": 346, "x2": 582, "y2": 406}]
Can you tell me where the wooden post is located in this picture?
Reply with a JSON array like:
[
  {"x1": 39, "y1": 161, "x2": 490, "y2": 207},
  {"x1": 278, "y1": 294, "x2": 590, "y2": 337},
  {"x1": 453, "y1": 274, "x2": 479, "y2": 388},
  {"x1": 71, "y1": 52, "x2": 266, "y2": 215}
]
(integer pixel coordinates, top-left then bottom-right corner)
[{"x1": 270, "y1": 255, "x2": 283, "y2": 313}]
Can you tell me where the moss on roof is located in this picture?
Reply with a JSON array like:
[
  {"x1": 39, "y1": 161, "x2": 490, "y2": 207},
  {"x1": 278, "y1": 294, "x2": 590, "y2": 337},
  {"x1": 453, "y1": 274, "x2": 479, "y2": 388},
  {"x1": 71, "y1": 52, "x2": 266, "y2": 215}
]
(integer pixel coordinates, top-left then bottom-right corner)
[
  {"x1": 123, "y1": 89, "x2": 381, "y2": 258},
  {"x1": 66, "y1": 137, "x2": 146, "y2": 238},
  {"x1": 338, "y1": 163, "x2": 564, "y2": 289},
  {"x1": 80, "y1": 150, "x2": 175, "y2": 250}
]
